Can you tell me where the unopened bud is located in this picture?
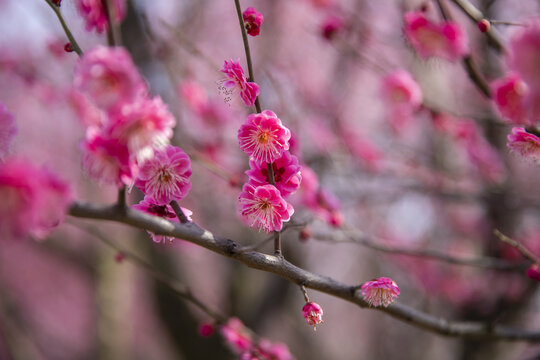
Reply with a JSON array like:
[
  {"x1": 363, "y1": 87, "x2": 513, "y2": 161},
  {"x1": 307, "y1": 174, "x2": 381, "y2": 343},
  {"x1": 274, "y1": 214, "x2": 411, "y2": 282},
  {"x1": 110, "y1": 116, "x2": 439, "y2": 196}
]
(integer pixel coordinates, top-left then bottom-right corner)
[
  {"x1": 64, "y1": 43, "x2": 73, "y2": 53},
  {"x1": 478, "y1": 19, "x2": 490, "y2": 33}
]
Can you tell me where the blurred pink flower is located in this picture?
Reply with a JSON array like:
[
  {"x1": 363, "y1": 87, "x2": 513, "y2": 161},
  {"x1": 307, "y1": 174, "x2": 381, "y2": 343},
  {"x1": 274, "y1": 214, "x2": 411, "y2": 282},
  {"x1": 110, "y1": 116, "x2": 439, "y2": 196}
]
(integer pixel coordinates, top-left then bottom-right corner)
[
  {"x1": 381, "y1": 69, "x2": 422, "y2": 131},
  {"x1": 238, "y1": 183, "x2": 294, "y2": 232},
  {"x1": 243, "y1": 7, "x2": 264, "y2": 36},
  {"x1": 492, "y1": 73, "x2": 530, "y2": 125},
  {"x1": 132, "y1": 197, "x2": 192, "y2": 243},
  {"x1": 81, "y1": 130, "x2": 137, "y2": 187},
  {"x1": 219, "y1": 59, "x2": 260, "y2": 106},
  {"x1": 258, "y1": 339, "x2": 293, "y2": 360},
  {"x1": 220, "y1": 318, "x2": 253, "y2": 354},
  {"x1": 76, "y1": 0, "x2": 126, "y2": 33},
  {"x1": 508, "y1": 20, "x2": 540, "y2": 91},
  {"x1": 136, "y1": 145, "x2": 192, "y2": 205},
  {"x1": 403, "y1": 11, "x2": 469, "y2": 62},
  {"x1": 321, "y1": 15, "x2": 343, "y2": 40},
  {"x1": 106, "y1": 96, "x2": 176, "y2": 161},
  {"x1": 245, "y1": 151, "x2": 301, "y2": 198},
  {"x1": 0, "y1": 158, "x2": 71, "y2": 240},
  {"x1": 361, "y1": 277, "x2": 400, "y2": 307},
  {"x1": 507, "y1": 127, "x2": 540, "y2": 163},
  {"x1": 197, "y1": 322, "x2": 215, "y2": 337},
  {"x1": 73, "y1": 46, "x2": 147, "y2": 113},
  {"x1": 0, "y1": 103, "x2": 17, "y2": 159},
  {"x1": 302, "y1": 301, "x2": 324, "y2": 330},
  {"x1": 526, "y1": 264, "x2": 540, "y2": 282},
  {"x1": 238, "y1": 110, "x2": 291, "y2": 164}
]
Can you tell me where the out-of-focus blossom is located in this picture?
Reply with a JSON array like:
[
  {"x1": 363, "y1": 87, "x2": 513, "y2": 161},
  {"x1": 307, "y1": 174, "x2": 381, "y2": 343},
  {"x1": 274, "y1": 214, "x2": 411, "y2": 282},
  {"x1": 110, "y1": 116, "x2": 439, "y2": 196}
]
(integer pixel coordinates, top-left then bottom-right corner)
[
  {"x1": 258, "y1": 339, "x2": 294, "y2": 360},
  {"x1": 0, "y1": 103, "x2": 17, "y2": 159},
  {"x1": 238, "y1": 183, "x2": 294, "y2": 232},
  {"x1": 76, "y1": 0, "x2": 126, "y2": 33},
  {"x1": 380, "y1": 69, "x2": 422, "y2": 131},
  {"x1": 526, "y1": 264, "x2": 540, "y2": 282},
  {"x1": 507, "y1": 20, "x2": 540, "y2": 91},
  {"x1": 243, "y1": 7, "x2": 264, "y2": 36},
  {"x1": 136, "y1": 145, "x2": 192, "y2": 205},
  {"x1": 321, "y1": 15, "x2": 343, "y2": 40},
  {"x1": 132, "y1": 197, "x2": 192, "y2": 243},
  {"x1": 198, "y1": 322, "x2": 215, "y2": 337},
  {"x1": 81, "y1": 130, "x2": 137, "y2": 187},
  {"x1": 0, "y1": 158, "x2": 71, "y2": 240},
  {"x1": 107, "y1": 96, "x2": 176, "y2": 161},
  {"x1": 507, "y1": 127, "x2": 540, "y2": 163},
  {"x1": 221, "y1": 318, "x2": 253, "y2": 354},
  {"x1": 73, "y1": 46, "x2": 147, "y2": 113},
  {"x1": 219, "y1": 59, "x2": 260, "y2": 107},
  {"x1": 69, "y1": 90, "x2": 105, "y2": 129},
  {"x1": 302, "y1": 301, "x2": 324, "y2": 330},
  {"x1": 403, "y1": 11, "x2": 469, "y2": 62},
  {"x1": 245, "y1": 152, "x2": 301, "y2": 198},
  {"x1": 361, "y1": 277, "x2": 400, "y2": 307},
  {"x1": 492, "y1": 73, "x2": 530, "y2": 125},
  {"x1": 238, "y1": 110, "x2": 291, "y2": 164},
  {"x1": 342, "y1": 131, "x2": 383, "y2": 172}
]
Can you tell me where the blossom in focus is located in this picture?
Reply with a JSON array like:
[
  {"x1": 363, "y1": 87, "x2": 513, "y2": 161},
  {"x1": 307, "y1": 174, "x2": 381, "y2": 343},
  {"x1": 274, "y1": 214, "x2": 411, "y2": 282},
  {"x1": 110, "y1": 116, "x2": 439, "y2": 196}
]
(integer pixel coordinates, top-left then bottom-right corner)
[
  {"x1": 219, "y1": 59, "x2": 260, "y2": 107},
  {"x1": 0, "y1": 158, "x2": 72, "y2": 240},
  {"x1": 492, "y1": 73, "x2": 530, "y2": 125},
  {"x1": 238, "y1": 183, "x2": 294, "y2": 232},
  {"x1": 245, "y1": 151, "x2": 301, "y2": 198},
  {"x1": 381, "y1": 69, "x2": 422, "y2": 131},
  {"x1": 106, "y1": 96, "x2": 176, "y2": 161},
  {"x1": 403, "y1": 11, "x2": 469, "y2": 62},
  {"x1": 0, "y1": 103, "x2": 17, "y2": 159},
  {"x1": 243, "y1": 7, "x2": 264, "y2": 36},
  {"x1": 507, "y1": 127, "x2": 540, "y2": 163},
  {"x1": 220, "y1": 318, "x2": 253, "y2": 355},
  {"x1": 76, "y1": 0, "x2": 126, "y2": 33},
  {"x1": 132, "y1": 197, "x2": 192, "y2": 243},
  {"x1": 302, "y1": 301, "x2": 324, "y2": 330},
  {"x1": 238, "y1": 110, "x2": 291, "y2": 164},
  {"x1": 74, "y1": 46, "x2": 147, "y2": 113},
  {"x1": 136, "y1": 145, "x2": 192, "y2": 205},
  {"x1": 361, "y1": 277, "x2": 400, "y2": 307}
]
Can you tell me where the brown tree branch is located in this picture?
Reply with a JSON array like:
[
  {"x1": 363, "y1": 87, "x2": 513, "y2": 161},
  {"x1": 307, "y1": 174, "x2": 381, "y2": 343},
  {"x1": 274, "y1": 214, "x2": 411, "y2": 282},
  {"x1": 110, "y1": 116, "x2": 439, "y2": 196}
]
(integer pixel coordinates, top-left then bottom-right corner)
[{"x1": 69, "y1": 201, "x2": 540, "y2": 342}]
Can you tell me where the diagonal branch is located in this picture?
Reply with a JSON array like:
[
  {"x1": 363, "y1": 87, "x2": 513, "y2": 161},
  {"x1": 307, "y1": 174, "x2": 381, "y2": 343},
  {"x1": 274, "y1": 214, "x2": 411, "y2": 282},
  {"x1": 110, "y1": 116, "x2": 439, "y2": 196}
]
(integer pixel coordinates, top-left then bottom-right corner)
[{"x1": 69, "y1": 201, "x2": 540, "y2": 342}]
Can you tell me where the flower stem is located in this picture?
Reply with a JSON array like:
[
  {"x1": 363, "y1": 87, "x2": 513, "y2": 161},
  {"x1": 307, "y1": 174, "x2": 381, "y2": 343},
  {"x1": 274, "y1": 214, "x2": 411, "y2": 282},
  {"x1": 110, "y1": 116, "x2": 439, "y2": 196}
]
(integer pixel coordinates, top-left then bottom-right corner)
[
  {"x1": 44, "y1": 0, "x2": 83, "y2": 56},
  {"x1": 170, "y1": 200, "x2": 190, "y2": 223}
]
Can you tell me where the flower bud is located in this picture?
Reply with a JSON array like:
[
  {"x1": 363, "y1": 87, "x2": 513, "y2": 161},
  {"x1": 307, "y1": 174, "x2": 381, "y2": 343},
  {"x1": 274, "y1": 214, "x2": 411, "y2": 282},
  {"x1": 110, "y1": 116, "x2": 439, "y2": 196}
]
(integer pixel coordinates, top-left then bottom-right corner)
[{"x1": 302, "y1": 301, "x2": 323, "y2": 330}]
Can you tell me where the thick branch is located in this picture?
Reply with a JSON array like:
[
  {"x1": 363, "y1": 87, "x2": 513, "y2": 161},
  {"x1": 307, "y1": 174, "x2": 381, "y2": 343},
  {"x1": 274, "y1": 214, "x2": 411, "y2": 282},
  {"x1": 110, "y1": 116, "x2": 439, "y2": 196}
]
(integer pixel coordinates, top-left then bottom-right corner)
[{"x1": 69, "y1": 201, "x2": 540, "y2": 342}]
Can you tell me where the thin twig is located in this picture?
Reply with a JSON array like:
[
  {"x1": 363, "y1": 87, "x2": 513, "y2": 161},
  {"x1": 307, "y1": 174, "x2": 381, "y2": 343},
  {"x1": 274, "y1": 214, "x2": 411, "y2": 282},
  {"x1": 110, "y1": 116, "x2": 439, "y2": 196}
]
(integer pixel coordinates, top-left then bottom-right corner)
[
  {"x1": 494, "y1": 229, "x2": 540, "y2": 264},
  {"x1": 44, "y1": 0, "x2": 83, "y2": 56},
  {"x1": 170, "y1": 200, "x2": 190, "y2": 223}
]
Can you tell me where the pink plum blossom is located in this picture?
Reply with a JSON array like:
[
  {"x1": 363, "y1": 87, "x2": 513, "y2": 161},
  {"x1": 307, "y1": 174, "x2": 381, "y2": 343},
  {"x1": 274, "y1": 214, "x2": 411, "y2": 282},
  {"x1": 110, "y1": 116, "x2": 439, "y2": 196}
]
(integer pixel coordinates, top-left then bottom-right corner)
[
  {"x1": 257, "y1": 339, "x2": 293, "y2": 360},
  {"x1": 0, "y1": 158, "x2": 72, "y2": 240},
  {"x1": 245, "y1": 152, "x2": 302, "y2": 198},
  {"x1": 243, "y1": 7, "x2": 264, "y2": 36},
  {"x1": 526, "y1": 264, "x2": 540, "y2": 282},
  {"x1": 238, "y1": 183, "x2": 294, "y2": 232},
  {"x1": 238, "y1": 110, "x2": 291, "y2": 164},
  {"x1": 198, "y1": 322, "x2": 215, "y2": 337},
  {"x1": 507, "y1": 20, "x2": 540, "y2": 91},
  {"x1": 321, "y1": 15, "x2": 344, "y2": 40},
  {"x1": 0, "y1": 103, "x2": 17, "y2": 159},
  {"x1": 219, "y1": 59, "x2": 260, "y2": 107},
  {"x1": 361, "y1": 277, "x2": 400, "y2": 307},
  {"x1": 73, "y1": 46, "x2": 147, "y2": 113},
  {"x1": 381, "y1": 70, "x2": 423, "y2": 131},
  {"x1": 136, "y1": 145, "x2": 192, "y2": 205},
  {"x1": 507, "y1": 127, "x2": 540, "y2": 163},
  {"x1": 492, "y1": 73, "x2": 530, "y2": 125},
  {"x1": 132, "y1": 197, "x2": 192, "y2": 243},
  {"x1": 76, "y1": 0, "x2": 126, "y2": 33},
  {"x1": 302, "y1": 301, "x2": 324, "y2": 330},
  {"x1": 403, "y1": 11, "x2": 469, "y2": 62},
  {"x1": 220, "y1": 318, "x2": 253, "y2": 354},
  {"x1": 106, "y1": 96, "x2": 176, "y2": 161},
  {"x1": 81, "y1": 130, "x2": 137, "y2": 187}
]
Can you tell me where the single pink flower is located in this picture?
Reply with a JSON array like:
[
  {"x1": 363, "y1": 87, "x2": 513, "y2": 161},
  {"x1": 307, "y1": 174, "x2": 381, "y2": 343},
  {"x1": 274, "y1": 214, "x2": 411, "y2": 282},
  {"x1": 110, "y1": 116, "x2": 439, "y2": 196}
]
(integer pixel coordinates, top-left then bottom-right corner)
[
  {"x1": 361, "y1": 277, "x2": 400, "y2": 307},
  {"x1": 106, "y1": 96, "x2": 176, "y2": 161},
  {"x1": 0, "y1": 159, "x2": 72, "y2": 240},
  {"x1": 220, "y1": 318, "x2": 253, "y2": 354},
  {"x1": 403, "y1": 11, "x2": 469, "y2": 62},
  {"x1": 132, "y1": 197, "x2": 192, "y2": 243},
  {"x1": 219, "y1": 59, "x2": 260, "y2": 107},
  {"x1": 81, "y1": 130, "x2": 137, "y2": 187},
  {"x1": 243, "y1": 7, "x2": 264, "y2": 36},
  {"x1": 0, "y1": 103, "x2": 17, "y2": 159},
  {"x1": 507, "y1": 20, "x2": 540, "y2": 91},
  {"x1": 136, "y1": 145, "x2": 192, "y2": 205},
  {"x1": 507, "y1": 127, "x2": 540, "y2": 163},
  {"x1": 492, "y1": 73, "x2": 530, "y2": 125},
  {"x1": 302, "y1": 302, "x2": 324, "y2": 330},
  {"x1": 74, "y1": 46, "x2": 147, "y2": 112},
  {"x1": 381, "y1": 70, "x2": 422, "y2": 110},
  {"x1": 238, "y1": 110, "x2": 291, "y2": 164},
  {"x1": 238, "y1": 183, "x2": 294, "y2": 232},
  {"x1": 245, "y1": 152, "x2": 301, "y2": 198},
  {"x1": 76, "y1": 0, "x2": 126, "y2": 33}
]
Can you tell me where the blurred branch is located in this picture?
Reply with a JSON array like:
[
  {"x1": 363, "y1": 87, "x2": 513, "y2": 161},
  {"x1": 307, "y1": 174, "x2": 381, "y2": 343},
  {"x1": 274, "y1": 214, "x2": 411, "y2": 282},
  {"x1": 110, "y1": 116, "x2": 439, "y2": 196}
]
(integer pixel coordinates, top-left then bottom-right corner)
[
  {"x1": 69, "y1": 201, "x2": 540, "y2": 342},
  {"x1": 44, "y1": 0, "x2": 83, "y2": 56},
  {"x1": 495, "y1": 229, "x2": 540, "y2": 264}
]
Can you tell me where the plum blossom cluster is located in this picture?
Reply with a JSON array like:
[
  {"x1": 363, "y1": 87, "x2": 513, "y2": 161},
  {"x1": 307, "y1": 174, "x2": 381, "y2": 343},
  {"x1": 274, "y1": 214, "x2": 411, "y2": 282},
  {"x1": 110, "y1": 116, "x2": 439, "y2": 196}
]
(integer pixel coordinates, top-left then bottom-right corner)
[
  {"x1": 361, "y1": 277, "x2": 400, "y2": 307},
  {"x1": 218, "y1": 59, "x2": 260, "y2": 107},
  {"x1": 76, "y1": 0, "x2": 126, "y2": 33},
  {"x1": 220, "y1": 318, "x2": 293, "y2": 360},
  {"x1": 237, "y1": 111, "x2": 298, "y2": 232},
  {"x1": 243, "y1": 7, "x2": 264, "y2": 36},
  {"x1": 403, "y1": 10, "x2": 469, "y2": 62}
]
